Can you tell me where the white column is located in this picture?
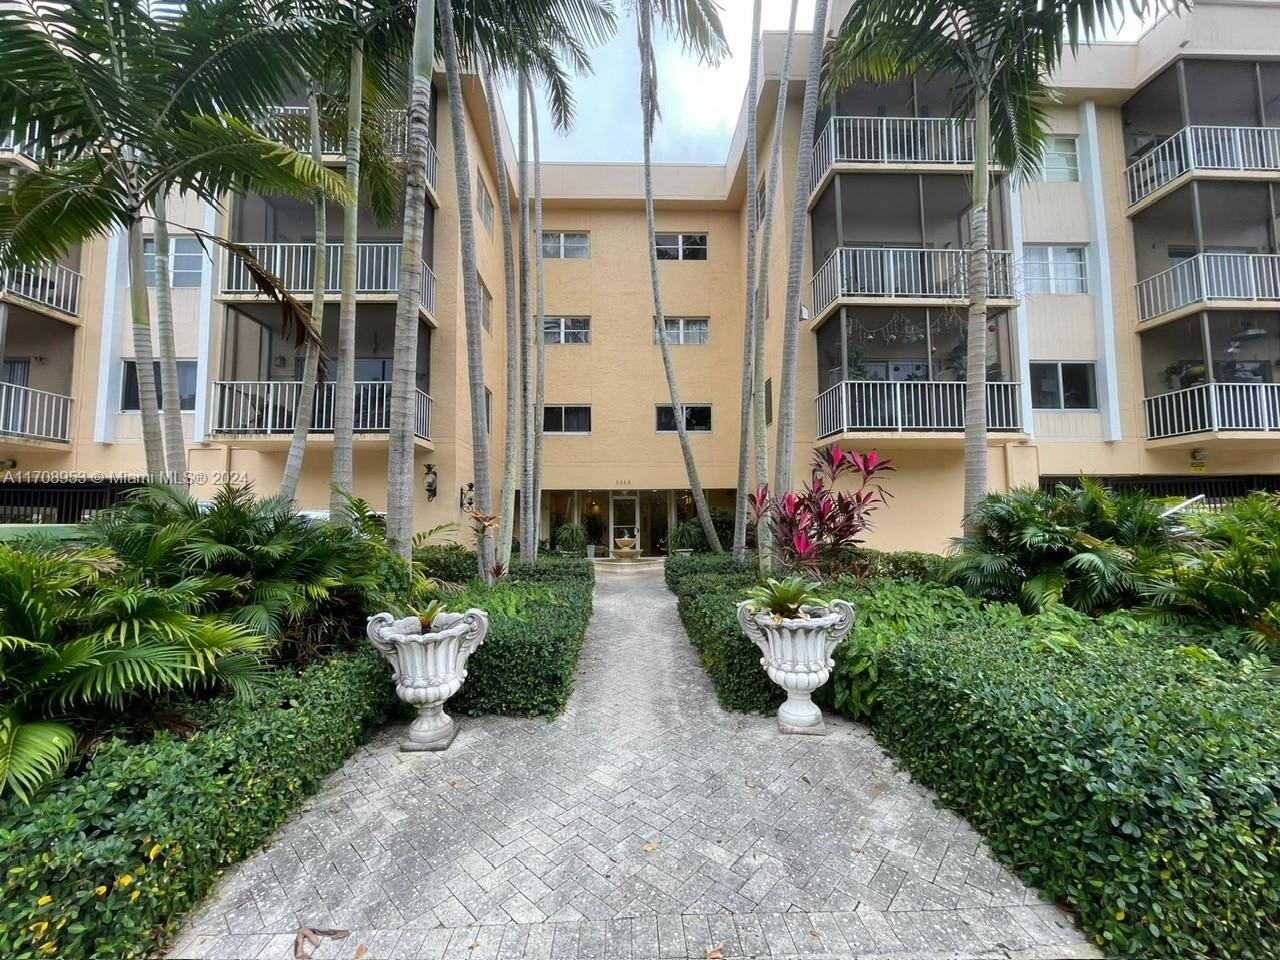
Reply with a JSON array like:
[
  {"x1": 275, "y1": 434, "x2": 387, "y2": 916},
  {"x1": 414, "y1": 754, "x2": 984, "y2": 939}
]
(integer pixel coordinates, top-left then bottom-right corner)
[
  {"x1": 93, "y1": 230, "x2": 128, "y2": 442},
  {"x1": 1007, "y1": 182, "x2": 1035, "y2": 438},
  {"x1": 192, "y1": 201, "x2": 218, "y2": 443},
  {"x1": 1080, "y1": 100, "x2": 1123, "y2": 441}
]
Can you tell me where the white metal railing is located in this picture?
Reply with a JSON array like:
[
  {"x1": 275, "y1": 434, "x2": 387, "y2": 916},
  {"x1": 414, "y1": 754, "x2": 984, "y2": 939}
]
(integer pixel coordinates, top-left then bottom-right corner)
[
  {"x1": 815, "y1": 380, "x2": 1022, "y2": 438},
  {"x1": 224, "y1": 242, "x2": 434, "y2": 311},
  {"x1": 811, "y1": 116, "x2": 975, "y2": 186},
  {"x1": 0, "y1": 382, "x2": 72, "y2": 442},
  {"x1": 419, "y1": 260, "x2": 437, "y2": 316},
  {"x1": 1, "y1": 262, "x2": 82, "y2": 315},
  {"x1": 1126, "y1": 125, "x2": 1280, "y2": 205},
  {"x1": 1135, "y1": 253, "x2": 1280, "y2": 322},
  {"x1": 811, "y1": 246, "x2": 1015, "y2": 317},
  {"x1": 1145, "y1": 382, "x2": 1280, "y2": 439},
  {"x1": 262, "y1": 106, "x2": 435, "y2": 192},
  {"x1": 0, "y1": 122, "x2": 41, "y2": 163},
  {"x1": 210, "y1": 380, "x2": 431, "y2": 440}
]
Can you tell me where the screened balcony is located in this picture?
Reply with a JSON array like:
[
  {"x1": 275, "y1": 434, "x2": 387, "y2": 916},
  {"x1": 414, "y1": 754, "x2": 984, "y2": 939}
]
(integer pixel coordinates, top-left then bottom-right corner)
[
  {"x1": 1, "y1": 262, "x2": 82, "y2": 318},
  {"x1": 1126, "y1": 125, "x2": 1280, "y2": 206},
  {"x1": 0, "y1": 307, "x2": 76, "y2": 444},
  {"x1": 812, "y1": 246, "x2": 1015, "y2": 320},
  {"x1": 209, "y1": 380, "x2": 431, "y2": 441}
]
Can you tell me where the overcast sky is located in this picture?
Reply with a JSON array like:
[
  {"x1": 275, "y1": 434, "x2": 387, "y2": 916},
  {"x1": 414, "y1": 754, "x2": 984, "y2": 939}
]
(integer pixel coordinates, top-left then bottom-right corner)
[{"x1": 499, "y1": 1, "x2": 1155, "y2": 165}]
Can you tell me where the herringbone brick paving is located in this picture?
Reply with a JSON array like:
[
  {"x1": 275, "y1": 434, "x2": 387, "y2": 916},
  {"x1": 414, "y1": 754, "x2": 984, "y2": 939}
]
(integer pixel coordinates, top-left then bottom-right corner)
[{"x1": 168, "y1": 567, "x2": 1098, "y2": 960}]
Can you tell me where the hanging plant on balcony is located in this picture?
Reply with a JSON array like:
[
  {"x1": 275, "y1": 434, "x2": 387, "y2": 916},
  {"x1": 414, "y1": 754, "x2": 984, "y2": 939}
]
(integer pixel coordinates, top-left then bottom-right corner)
[{"x1": 749, "y1": 446, "x2": 894, "y2": 575}]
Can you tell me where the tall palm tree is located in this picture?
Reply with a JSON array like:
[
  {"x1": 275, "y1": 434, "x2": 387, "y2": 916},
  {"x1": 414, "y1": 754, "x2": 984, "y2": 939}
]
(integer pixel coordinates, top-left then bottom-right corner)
[
  {"x1": 633, "y1": 0, "x2": 728, "y2": 554},
  {"x1": 0, "y1": 0, "x2": 348, "y2": 481},
  {"x1": 530, "y1": 82, "x2": 547, "y2": 557},
  {"x1": 826, "y1": 0, "x2": 1156, "y2": 533},
  {"x1": 772, "y1": 0, "x2": 828, "y2": 503},
  {"x1": 517, "y1": 70, "x2": 535, "y2": 564}
]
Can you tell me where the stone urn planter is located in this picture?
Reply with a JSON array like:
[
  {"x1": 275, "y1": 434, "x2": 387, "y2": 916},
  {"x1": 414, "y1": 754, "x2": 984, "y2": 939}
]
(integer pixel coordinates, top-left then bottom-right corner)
[
  {"x1": 736, "y1": 599, "x2": 854, "y2": 735},
  {"x1": 366, "y1": 609, "x2": 489, "y2": 751}
]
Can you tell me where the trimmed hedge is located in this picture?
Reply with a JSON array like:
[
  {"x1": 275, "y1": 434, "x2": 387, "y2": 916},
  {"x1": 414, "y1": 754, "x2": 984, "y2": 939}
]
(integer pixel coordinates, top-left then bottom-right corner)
[
  {"x1": 876, "y1": 618, "x2": 1280, "y2": 959},
  {"x1": 414, "y1": 542, "x2": 479, "y2": 583},
  {"x1": 450, "y1": 558, "x2": 595, "y2": 717},
  {"x1": 0, "y1": 651, "x2": 393, "y2": 960},
  {"x1": 855, "y1": 547, "x2": 946, "y2": 583}
]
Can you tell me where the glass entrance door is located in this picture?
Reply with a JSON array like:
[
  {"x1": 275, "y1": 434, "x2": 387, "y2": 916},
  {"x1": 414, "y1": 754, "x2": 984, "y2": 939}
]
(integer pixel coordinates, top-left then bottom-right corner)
[{"x1": 610, "y1": 494, "x2": 638, "y2": 555}]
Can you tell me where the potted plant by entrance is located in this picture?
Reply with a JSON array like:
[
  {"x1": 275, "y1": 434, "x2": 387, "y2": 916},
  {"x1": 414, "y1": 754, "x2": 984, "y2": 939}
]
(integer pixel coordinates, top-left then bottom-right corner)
[
  {"x1": 584, "y1": 514, "x2": 605, "y2": 559},
  {"x1": 554, "y1": 521, "x2": 588, "y2": 556},
  {"x1": 366, "y1": 600, "x2": 489, "y2": 751},
  {"x1": 736, "y1": 577, "x2": 854, "y2": 735},
  {"x1": 669, "y1": 519, "x2": 702, "y2": 557}
]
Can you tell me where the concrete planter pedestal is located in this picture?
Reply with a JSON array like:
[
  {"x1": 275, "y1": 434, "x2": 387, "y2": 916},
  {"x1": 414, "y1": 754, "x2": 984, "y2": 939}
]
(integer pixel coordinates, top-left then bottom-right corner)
[
  {"x1": 366, "y1": 609, "x2": 489, "y2": 751},
  {"x1": 736, "y1": 600, "x2": 854, "y2": 735}
]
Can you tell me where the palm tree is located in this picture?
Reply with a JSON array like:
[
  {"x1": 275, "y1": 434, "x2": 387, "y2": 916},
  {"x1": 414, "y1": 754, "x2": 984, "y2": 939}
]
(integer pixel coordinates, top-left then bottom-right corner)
[
  {"x1": 530, "y1": 83, "x2": 547, "y2": 557},
  {"x1": 517, "y1": 71, "x2": 535, "y2": 564},
  {"x1": 771, "y1": 0, "x2": 828, "y2": 504},
  {"x1": 633, "y1": 0, "x2": 728, "y2": 554},
  {"x1": 0, "y1": 0, "x2": 347, "y2": 482},
  {"x1": 826, "y1": 0, "x2": 1152, "y2": 533}
]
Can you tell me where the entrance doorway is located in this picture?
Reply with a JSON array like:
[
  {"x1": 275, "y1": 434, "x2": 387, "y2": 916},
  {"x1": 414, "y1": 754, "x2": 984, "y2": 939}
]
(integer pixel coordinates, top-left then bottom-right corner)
[
  {"x1": 640, "y1": 492, "x2": 670, "y2": 556},
  {"x1": 609, "y1": 494, "x2": 638, "y2": 556}
]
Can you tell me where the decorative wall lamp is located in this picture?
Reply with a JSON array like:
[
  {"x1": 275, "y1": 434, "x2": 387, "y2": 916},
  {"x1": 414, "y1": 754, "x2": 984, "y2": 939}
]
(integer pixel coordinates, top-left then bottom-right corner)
[
  {"x1": 459, "y1": 481, "x2": 475, "y2": 511},
  {"x1": 423, "y1": 463, "x2": 438, "y2": 501}
]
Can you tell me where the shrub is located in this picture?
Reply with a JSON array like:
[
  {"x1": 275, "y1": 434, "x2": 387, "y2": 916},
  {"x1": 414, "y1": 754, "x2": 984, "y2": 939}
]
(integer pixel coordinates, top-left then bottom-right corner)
[
  {"x1": 853, "y1": 547, "x2": 946, "y2": 583},
  {"x1": 553, "y1": 521, "x2": 587, "y2": 554},
  {"x1": 664, "y1": 552, "x2": 752, "y2": 593},
  {"x1": 946, "y1": 479, "x2": 1179, "y2": 614},
  {"x1": 873, "y1": 618, "x2": 1280, "y2": 959},
  {"x1": 414, "y1": 542, "x2": 478, "y2": 584},
  {"x1": 0, "y1": 650, "x2": 393, "y2": 960},
  {"x1": 508, "y1": 554, "x2": 595, "y2": 586},
  {"x1": 668, "y1": 519, "x2": 703, "y2": 552}
]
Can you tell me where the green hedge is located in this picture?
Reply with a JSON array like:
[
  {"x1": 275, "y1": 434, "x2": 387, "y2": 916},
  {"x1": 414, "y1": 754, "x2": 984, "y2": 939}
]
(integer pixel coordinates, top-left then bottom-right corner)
[
  {"x1": 0, "y1": 651, "x2": 393, "y2": 960},
  {"x1": 450, "y1": 559, "x2": 594, "y2": 717},
  {"x1": 854, "y1": 547, "x2": 946, "y2": 583},
  {"x1": 876, "y1": 620, "x2": 1280, "y2": 959},
  {"x1": 414, "y1": 543, "x2": 479, "y2": 583},
  {"x1": 664, "y1": 552, "x2": 753, "y2": 593}
]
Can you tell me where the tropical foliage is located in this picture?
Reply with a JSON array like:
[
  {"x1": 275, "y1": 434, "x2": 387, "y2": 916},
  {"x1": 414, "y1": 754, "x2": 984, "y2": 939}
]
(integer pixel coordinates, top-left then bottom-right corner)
[{"x1": 742, "y1": 576, "x2": 826, "y2": 618}]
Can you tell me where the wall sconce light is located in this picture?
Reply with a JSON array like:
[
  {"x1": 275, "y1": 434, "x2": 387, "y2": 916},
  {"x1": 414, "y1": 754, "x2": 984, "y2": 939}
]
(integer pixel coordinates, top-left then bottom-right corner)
[
  {"x1": 273, "y1": 355, "x2": 288, "y2": 368},
  {"x1": 459, "y1": 481, "x2": 475, "y2": 511},
  {"x1": 423, "y1": 463, "x2": 438, "y2": 501},
  {"x1": 799, "y1": 304, "x2": 810, "y2": 323},
  {"x1": 1190, "y1": 448, "x2": 1209, "y2": 462},
  {"x1": 0, "y1": 459, "x2": 16, "y2": 471}
]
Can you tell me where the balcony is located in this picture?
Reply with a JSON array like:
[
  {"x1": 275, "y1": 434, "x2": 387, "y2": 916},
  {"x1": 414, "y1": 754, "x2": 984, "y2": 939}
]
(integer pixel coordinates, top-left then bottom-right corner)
[
  {"x1": 209, "y1": 380, "x2": 432, "y2": 443},
  {"x1": 0, "y1": 382, "x2": 73, "y2": 444},
  {"x1": 0, "y1": 123, "x2": 42, "y2": 168},
  {"x1": 1125, "y1": 126, "x2": 1280, "y2": 208},
  {"x1": 221, "y1": 242, "x2": 437, "y2": 318},
  {"x1": 811, "y1": 116, "x2": 975, "y2": 194},
  {"x1": 1145, "y1": 382, "x2": 1280, "y2": 442},
  {"x1": 815, "y1": 380, "x2": 1023, "y2": 441},
  {"x1": 263, "y1": 107, "x2": 438, "y2": 195},
  {"x1": 1136, "y1": 253, "x2": 1280, "y2": 324},
  {"x1": 811, "y1": 246, "x2": 1015, "y2": 322},
  {"x1": 1, "y1": 263, "x2": 82, "y2": 318}
]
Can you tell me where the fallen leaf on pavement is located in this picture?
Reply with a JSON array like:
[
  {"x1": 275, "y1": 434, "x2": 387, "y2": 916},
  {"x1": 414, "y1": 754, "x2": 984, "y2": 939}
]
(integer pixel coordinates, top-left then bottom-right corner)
[
  {"x1": 706, "y1": 942, "x2": 725, "y2": 959},
  {"x1": 799, "y1": 774, "x2": 811, "y2": 785},
  {"x1": 642, "y1": 841, "x2": 659, "y2": 853},
  {"x1": 293, "y1": 927, "x2": 349, "y2": 960},
  {"x1": 469, "y1": 939, "x2": 481, "y2": 951},
  {"x1": 354, "y1": 947, "x2": 368, "y2": 959}
]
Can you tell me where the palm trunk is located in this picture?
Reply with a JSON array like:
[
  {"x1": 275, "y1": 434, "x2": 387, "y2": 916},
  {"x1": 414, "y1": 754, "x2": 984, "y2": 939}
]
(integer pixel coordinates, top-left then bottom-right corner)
[
  {"x1": 517, "y1": 71, "x2": 535, "y2": 565},
  {"x1": 731, "y1": 0, "x2": 763, "y2": 562},
  {"x1": 439, "y1": 0, "x2": 495, "y2": 581},
  {"x1": 126, "y1": 215, "x2": 166, "y2": 481},
  {"x1": 281, "y1": 86, "x2": 328, "y2": 503},
  {"x1": 386, "y1": 1, "x2": 437, "y2": 559},
  {"x1": 330, "y1": 34, "x2": 364, "y2": 519},
  {"x1": 773, "y1": 0, "x2": 828, "y2": 505},
  {"x1": 637, "y1": 4, "x2": 721, "y2": 553},
  {"x1": 485, "y1": 67, "x2": 519, "y2": 570},
  {"x1": 962, "y1": 94, "x2": 991, "y2": 536},
  {"x1": 531, "y1": 85, "x2": 546, "y2": 559},
  {"x1": 752, "y1": 0, "x2": 800, "y2": 571},
  {"x1": 151, "y1": 192, "x2": 188, "y2": 489}
]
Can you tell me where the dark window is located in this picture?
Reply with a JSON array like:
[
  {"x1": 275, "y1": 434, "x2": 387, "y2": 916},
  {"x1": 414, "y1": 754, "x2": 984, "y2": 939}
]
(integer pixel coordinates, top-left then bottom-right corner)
[
  {"x1": 765, "y1": 378, "x2": 773, "y2": 426},
  {"x1": 1031, "y1": 361, "x2": 1097, "y2": 410},
  {"x1": 484, "y1": 387, "x2": 492, "y2": 433},
  {"x1": 654, "y1": 233, "x2": 708, "y2": 261},
  {"x1": 656, "y1": 404, "x2": 712, "y2": 432},
  {"x1": 543, "y1": 405, "x2": 591, "y2": 433},
  {"x1": 121, "y1": 359, "x2": 197, "y2": 411}
]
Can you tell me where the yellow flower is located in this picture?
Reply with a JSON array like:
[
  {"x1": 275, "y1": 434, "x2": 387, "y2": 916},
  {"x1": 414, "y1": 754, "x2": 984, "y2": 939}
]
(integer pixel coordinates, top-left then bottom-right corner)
[
  {"x1": 148, "y1": 844, "x2": 161, "y2": 861},
  {"x1": 28, "y1": 920, "x2": 48, "y2": 940},
  {"x1": 1114, "y1": 910, "x2": 1125, "y2": 922},
  {"x1": 130, "y1": 890, "x2": 140, "y2": 902},
  {"x1": 116, "y1": 874, "x2": 134, "y2": 887},
  {"x1": 36, "y1": 895, "x2": 52, "y2": 907},
  {"x1": 94, "y1": 886, "x2": 108, "y2": 896},
  {"x1": 40, "y1": 942, "x2": 57, "y2": 955}
]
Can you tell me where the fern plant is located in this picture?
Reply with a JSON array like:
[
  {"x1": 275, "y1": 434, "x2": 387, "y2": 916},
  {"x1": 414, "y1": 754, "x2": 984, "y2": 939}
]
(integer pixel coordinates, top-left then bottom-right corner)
[{"x1": 0, "y1": 544, "x2": 267, "y2": 802}]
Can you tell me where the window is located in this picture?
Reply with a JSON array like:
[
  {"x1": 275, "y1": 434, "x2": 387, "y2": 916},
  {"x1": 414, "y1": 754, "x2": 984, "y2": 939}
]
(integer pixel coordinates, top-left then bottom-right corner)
[
  {"x1": 654, "y1": 233, "x2": 707, "y2": 261},
  {"x1": 476, "y1": 171, "x2": 494, "y2": 234},
  {"x1": 1039, "y1": 135, "x2": 1079, "y2": 182},
  {"x1": 541, "y1": 231, "x2": 589, "y2": 259},
  {"x1": 543, "y1": 316, "x2": 590, "y2": 344},
  {"x1": 543, "y1": 405, "x2": 592, "y2": 433},
  {"x1": 656, "y1": 404, "x2": 712, "y2": 432},
  {"x1": 121, "y1": 359, "x2": 197, "y2": 411},
  {"x1": 143, "y1": 237, "x2": 203, "y2": 287},
  {"x1": 484, "y1": 387, "x2": 492, "y2": 433},
  {"x1": 655, "y1": 317, "x2": 709, "y2": 345},
  {"x1": 1025, "y1": 245, "x2": 1087, "y2": 294},
  {"x1": 479, "y1": 278, "x2": 493, "y2": 331},
  {"x1": 1030, "y1": 361, "x2": 1097, "y2": 410},
  {"x1": 765, "y1": 377, "x2": 773, "y2": 426}
]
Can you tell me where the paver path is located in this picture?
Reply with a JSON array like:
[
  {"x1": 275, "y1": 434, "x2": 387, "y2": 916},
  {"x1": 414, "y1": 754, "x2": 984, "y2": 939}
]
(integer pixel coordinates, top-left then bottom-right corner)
[{"x1": 171, "y1": 567, "x2": 1098, "y2": 960}]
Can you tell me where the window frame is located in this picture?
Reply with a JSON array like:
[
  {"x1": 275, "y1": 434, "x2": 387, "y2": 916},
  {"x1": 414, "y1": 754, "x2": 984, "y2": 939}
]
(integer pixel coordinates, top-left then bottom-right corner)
[
  {"x1": 120, "y1": 358, "x2": 198, "y2": 412},
  {"x1": 479, "y1": 277, "x2": 493, "y2": 331},
  {"x1": 542, "y1": 404, "x2": 593, "y2": 434},
  {"x1": 654, "y1": 316, "x2": 710, "y2": 345},
  {"x1": 655, "y1": 403, "x2": 713, "y2": 433},
  {"x1": 1039, "y1": 135, "x2": 1080, "y2": 183},
  {"x1": 476, "y1": 170, "x2": 494, "y2": 234},
  {"x1": 654, "y1": 232, "x2": 708, "y2": 261},
  {"x1": 143, "y1": 236, "x2": 204, "y2": 288},
  {"x1": 1024, "y1": 244, "x2": 1088, "y2": 295},
  {"x1": 540, "y1": 231, "x2": 590, "y2": 259},
  {"x1": 543, "y1": 316, "x2": 591, "y2": 344},
  {"x1": 1029, "y1": 360, "x2": 1099, "y2": 411}
]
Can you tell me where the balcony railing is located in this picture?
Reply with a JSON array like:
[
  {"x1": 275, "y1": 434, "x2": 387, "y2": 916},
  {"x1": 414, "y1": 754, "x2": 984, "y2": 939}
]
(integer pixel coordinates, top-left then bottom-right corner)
[
  {"x1": 815, "y1": 380, "x2": 1022, "y2": 438},
  {"x1": 262, "y1": 107, "x2": 437, "y2": 192},
  {"x1": 1135, "y1": 253, "x2": 1280, "y2": 322},
  {"x1": 210, "y1": 380, "x2": 432, "y2": 441},
  {"x1": 223, "y1": 242, "x2": 433, "y2": 311},
  {"x1": 811, "y1": 246, "x2": 1015, "y2": 318},
  {"x1": 1145, "y1": 382, "x2": 1280, "y2": 439},
  {"x1": 812, "y1": 116, "x2": 975, "y2": 187},
  {"x1": 0, "y1": 122, "x2": 42, "y2": 164},
  {"x1": 0, "y1": 382, "x2": 73, "y2": 443},
  {"x1": 1, "y1": 263, "x2": 82, "y2": 316},
  {"x1": 1125, "y1": 125, "x2": 1280, "y2": 206}
]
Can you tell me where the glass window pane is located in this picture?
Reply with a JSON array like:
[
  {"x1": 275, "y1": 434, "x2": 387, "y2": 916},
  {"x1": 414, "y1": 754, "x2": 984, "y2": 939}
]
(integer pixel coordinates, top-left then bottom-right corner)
[
  {"x1": 543, "y1": 318, "x2": 562, "y2": 343},
  {"x1": 655, "y1": 233, "x2": 679, "y2": 260},
  {"x1": 1061, "y1": 363, "x2": 1097, "y2": 408},
  {"x1": 564, "y1": 406, "x2": 591, "y2": 432},
  {"x1": 563, "y1": 233, "x2": 589, "y2": 258},
  {"x1": 684, "y1": 319, "x2": 709, "y2": 344},
  {"x1": 684, "y1": 405, "x2": 712, "y2": 430},
  {"x1": 1024, "y1": 247, "x2": 1052, "y2": 294},
  {"x1": 565, "y1": 318, "x2": 590, "y2": 343},
  {"x1": 655, "y1": 405, "x2": 678, "y2": 431},
  {"x1": 1030, "y1": 362, "x2": 1061, "y2": 409},
  {"x1": 143, "y1": 238, "x2": 157, "y2": 286},
  {"x1": 543, "y1": 406, "x2": 564, "y2": 431},
  {"x1": 681, "y1": 234, "x2": 707, "y2": 260},
  {"x1": 541, "y1": 234, "x2": 562, "y2": 258}
]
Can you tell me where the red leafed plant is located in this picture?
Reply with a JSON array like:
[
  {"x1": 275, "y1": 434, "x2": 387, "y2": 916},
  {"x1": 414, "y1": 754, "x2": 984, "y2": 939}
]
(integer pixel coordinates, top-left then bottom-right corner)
[{"x1": 749, "y1": 446, "x2": 894, "y2": 573}]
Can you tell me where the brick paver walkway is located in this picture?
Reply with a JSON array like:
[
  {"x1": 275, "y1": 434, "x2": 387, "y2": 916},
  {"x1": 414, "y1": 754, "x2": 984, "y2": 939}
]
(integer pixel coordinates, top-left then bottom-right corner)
[{"x1": 170, "y1": 567, "x2": 1098, "y2": 960}]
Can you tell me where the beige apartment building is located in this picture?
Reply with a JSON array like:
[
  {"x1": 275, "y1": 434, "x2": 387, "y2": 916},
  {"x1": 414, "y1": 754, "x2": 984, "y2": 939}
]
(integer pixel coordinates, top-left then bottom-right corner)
[{"x1": 5, "y1": 0, "x2": 1280, "y2": 552}]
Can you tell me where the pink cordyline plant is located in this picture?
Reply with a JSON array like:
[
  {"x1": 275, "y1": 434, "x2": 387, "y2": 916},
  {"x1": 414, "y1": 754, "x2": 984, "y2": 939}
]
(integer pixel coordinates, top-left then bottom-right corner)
[{"x1": 749, "y1": 446, "x2": 894, "y2": 573}]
